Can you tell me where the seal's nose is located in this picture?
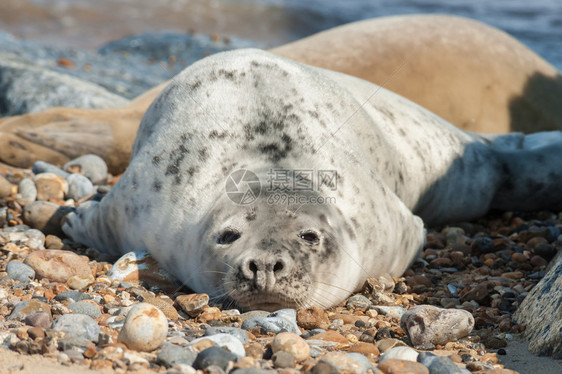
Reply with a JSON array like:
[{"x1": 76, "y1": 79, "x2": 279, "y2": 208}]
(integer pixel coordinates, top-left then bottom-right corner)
[{"x1": 241, "y1": 257, "x2": 289, "y2": 291}]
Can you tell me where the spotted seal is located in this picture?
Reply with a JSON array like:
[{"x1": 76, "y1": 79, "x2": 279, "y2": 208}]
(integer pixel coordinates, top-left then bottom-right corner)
[
  {"x1": 62, "y1": 49, "x2": 562, "y2": 310},
  {"x1": 1, "y1": 15, "x2": 561, "y2": 174}
]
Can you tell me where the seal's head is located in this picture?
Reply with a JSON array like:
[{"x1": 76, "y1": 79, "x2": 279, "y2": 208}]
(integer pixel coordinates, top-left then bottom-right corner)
[{"x1": 188, "y1": 189, "x2": 363, "y2": 311}]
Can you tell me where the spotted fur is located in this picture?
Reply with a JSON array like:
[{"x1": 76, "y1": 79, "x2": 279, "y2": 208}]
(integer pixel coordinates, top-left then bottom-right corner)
[{"x1": 63, "y1": 49, "x2": 562, "y2": 310}]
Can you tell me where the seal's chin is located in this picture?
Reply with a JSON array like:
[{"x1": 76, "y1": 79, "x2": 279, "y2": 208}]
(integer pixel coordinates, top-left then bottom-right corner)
[{"x1": 231, "y1": 293, "x2": 303, "y2": 312}]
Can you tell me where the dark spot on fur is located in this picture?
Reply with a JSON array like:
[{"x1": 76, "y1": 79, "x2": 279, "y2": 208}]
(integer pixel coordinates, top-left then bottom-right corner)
[
  {"x1": 246, "y1": 208, "x2": 257, "y2": 221},
  {"x1": 152, "y1": 156, "x2": 161, "y2": 166},
  {"x1": 198, "y1": 148, "x2": 208, "y2": 162},
  {"x1": 218, "y1": 69, "x2": 236, "y2": 81},
  {"x1": 209, "y1": 130, "x2": 227, "y2": 139},
  {"x1": 189, "y1": 81, "x2": 202, "y2": 91},
  {"x1": 152, "y1": 180, "x2": 162, "y2": 192}
]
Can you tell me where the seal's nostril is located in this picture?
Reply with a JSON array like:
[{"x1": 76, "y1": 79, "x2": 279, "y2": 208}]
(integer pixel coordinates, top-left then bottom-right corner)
[
  {"x1": 273, "y1": 261, "x2": 284, "y2": 273},
  {"x1": 249, "y1": 260, "x2": 258, "y2": 274}
]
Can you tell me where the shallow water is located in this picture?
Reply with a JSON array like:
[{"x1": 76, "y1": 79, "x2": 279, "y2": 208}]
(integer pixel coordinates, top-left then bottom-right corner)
[{"x1": 0, "y1": 0, "x2": 561, "y2": 69}]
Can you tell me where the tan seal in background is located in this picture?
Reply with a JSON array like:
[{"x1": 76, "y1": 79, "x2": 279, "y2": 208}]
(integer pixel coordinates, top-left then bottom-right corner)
[{"x1": 0, "y1": 15, "x2": 561, "y2": 173}]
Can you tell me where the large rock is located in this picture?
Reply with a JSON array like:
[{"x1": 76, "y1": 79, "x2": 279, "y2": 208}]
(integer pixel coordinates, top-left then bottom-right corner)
[
  {"x1": 401, "y1": 305, "x2": 474, "y2": 348},
  {"x1": 514, "y1": 250, "x2": 562, "y2": 358},
  {"x1": 0, "y1": 30, "x2": 257, "y2": 101},
  {"x1": 0, "y1": 52, "x2": 128, "y2": 116}
]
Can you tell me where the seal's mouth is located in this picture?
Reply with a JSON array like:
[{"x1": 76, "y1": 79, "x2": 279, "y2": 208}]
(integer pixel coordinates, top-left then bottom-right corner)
[{"x1": 230, "y1": 293, "x2": 302, "y2": 312}]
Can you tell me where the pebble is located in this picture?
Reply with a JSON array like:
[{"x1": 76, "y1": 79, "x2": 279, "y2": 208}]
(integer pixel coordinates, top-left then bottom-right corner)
[
  {"x1": 64, "y1": 154, "x2": 108, "y2": 185},
  {"x1": 6, "y1": 261, "x2": 35, "y2": 283},
  {"x1": 380, "y1": 346, "x2": 419, "y2": 362},
  {"x1": 176, "y1": 293, "x2": 210, "y2": 317},
  {"x1": 66, "y1": 173, "x2": 95, "y2": 201},
  {"x1": 309, "y1": 330, "x2": 348, "y2": 344},
  {"x1": 8, "y1": 299, "x2": 51, "y2": 321},
  {"x1": 530, "y1": 255, "x2": 548, "y2": 267},
  {"x1": 346, "y1": 295, "x2": 372, "y2": 309},
  {"x1": 471, "y1": 237, "x2": 495, "y2": 253},
  {"x1": 417, "y1": 352, "x2": 462, "y2": 374},
  {"x1": 51, "y1": 314, "x2": 100, "y2": 341},
  {"x1": 371, "y1": 306, "x2": 406, "y2": 320},
  {"x1": 193, "y1": 346, "x2": 238, "y2": 371},
  {"x1": 318, "y1": 352, "x2": 366, "y2": 374},
  {"x1": 157, "y1": 343, "x2": 197, "y2": 368},
  {"x1": 22, "y1": 201, "x2": 73, "y2": 235},
  {"x1": 23, "y1": 311, "x2": 52, "y2": 329},
  {"x1": 401, "y1": 305, "x2": 474, "y2": 347},
  {"x1": 32, "y1": 161, "x2": 70, "y2": 178},
  {"x1": 33, "y1": 173, "x2": 68, "y2": 201},
  {"x1": 54, "y1": 290, "x2": 92, "y2": 302},
  {"x1": 297, "y1": 306, "x2": 330, "y2": 329},
  {"x1": 0, "y1": 174, "x2": 13, "y2": 198},
  {"x1": 189, "y1": 333, "x2": 245, "y2": 358},
  {"x1": 67, "y1": 274, "x2": 95, "y2": 290},
  {"x1": 68, "y1": 301, "x2": 102, "y2": 319},
  {"x1": 271, "y1": 332, "x2": 310, "y2": 362},
  {"x1": 143, "y1": 295, "x2": 179, "y2": 320},
  {"x1": 242, "y1": 313, "x2": 300, "y2": 334},
  {"x1": 346, "y1": 352, "x2": 374, "y2": 373},
  {"x1": 118, "y1": 302, "x2": 168, "y2": 351},
  {"x1": 17, "y1": 178, "x2": 37, "y2": 205},
  {"x1": 24, "y1": 249, "x2": 92, "y2": 282},
  {"x1": 107, "y1": 250, "x2": 177, "y2": 290},
  {"x1": 205, "y1": 326, "x2": 249, "y2": 344},
  {"x1": 272, "y1": 351, "x2": 296, "y2": 368},
  {"x1": 461, "y1": 283, "x2": 489, "y2": 303},
  {"x1": 27, "y1": 326, "x2": 45, "y2": 340},
  {"x1": 378, "y1": 359, "x2": 429, "y2": 374},
  {"x1": 349, "y1": 342, "x2": 380, "y2": 356}
]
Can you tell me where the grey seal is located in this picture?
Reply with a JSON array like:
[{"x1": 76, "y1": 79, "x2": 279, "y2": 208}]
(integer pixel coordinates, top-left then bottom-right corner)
[{"x1": 62, "y1": 49, "x2": 562, "y2": 310}]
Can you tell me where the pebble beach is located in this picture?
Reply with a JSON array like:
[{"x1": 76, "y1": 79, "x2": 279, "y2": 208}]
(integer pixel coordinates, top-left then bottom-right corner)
[{"x1": 1, "y1": 156, "x2": 562, "y2": 373}]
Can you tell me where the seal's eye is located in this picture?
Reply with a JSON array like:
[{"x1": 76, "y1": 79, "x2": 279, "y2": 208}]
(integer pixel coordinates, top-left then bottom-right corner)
[
  {"x1": 299, "y1": 230, "x2": 320, "y2": 244},
  {"x1": 217, "y1": 229, "x2": 241, "y2": 245}
]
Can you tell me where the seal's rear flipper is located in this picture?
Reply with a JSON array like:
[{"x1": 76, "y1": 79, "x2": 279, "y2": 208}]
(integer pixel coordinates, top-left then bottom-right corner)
[{"x1": 491, "y1": 131, "x2": 562, "y2": 211}]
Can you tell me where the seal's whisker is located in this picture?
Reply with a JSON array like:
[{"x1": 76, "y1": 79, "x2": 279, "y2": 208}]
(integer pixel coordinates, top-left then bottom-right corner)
[{"x1": 313, "y1": 280, "x2": 355, "y2": 294}]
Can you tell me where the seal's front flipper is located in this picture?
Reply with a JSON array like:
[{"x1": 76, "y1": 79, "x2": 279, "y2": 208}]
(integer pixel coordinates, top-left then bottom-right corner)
[{"x1": 492, "y1": 131, "x2": 562, "y2": 211}]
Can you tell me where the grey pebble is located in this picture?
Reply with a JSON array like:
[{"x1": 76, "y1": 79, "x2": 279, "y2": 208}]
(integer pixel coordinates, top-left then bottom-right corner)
[
  {"x1": 189, "y1": 333, "x2": 245, "y2": 358},
  {"x1": 23, "y1": 311, "x2": 52, "y2": 329},
  {"x1": 25, "y1": 229, "x2": 45, "y2": 249},
  {"x1": 205, "y1": 326, "x2": 249, "y2": 344},
  {"x1": 309, "y1": 345, "x2": 324, "y2": 358},
  {"x1": 371, "y1": 306, "x2": 406, "y2": 320},
  {"x1": 346, "y1": 352, "x2": 375, "y2": 373},
  {"x1": 346, "y1": 295, "x2": 372, "y2": 309},
  {"x1": 51, "y1": 314, "x2": 100, "y2": 342},
  {"x1": 230, "y1": 369, "x2": 276, "y2": 374},
  {"x1": 68, "y1": 301, "x2": 102, "y2": 319},
  {"x1": 302, "y1": 328, "x2": 326, "y2": 339},
  {"x1": 66, "y1": 173, "x2": 95, "y2": 201},
  {"x1": 54, "y1": 290, "x2": 92, "y2": 303},
  {"x1": 157, "y1": 343, "x2": 197, "y2": 368},
  {"x1": 17, "y1": 178, "x2": 37, "y2": 205},
  {"x1": 7, "y1": 299, "x2": 49, "y2": 321},
  {"x1": 418, "y1": 352, "x2": 463, "y2": 374},
  {"x1": 32, "y1": 161, "x2": 70, "y2": 179},
  {"x1": 59, "y1": 337, "x2": 94, "y2": 352},
  {"x1": 241, "y1": 316, "x2": 299, "y2": 334},
  {"x1": 6, "y1": 261, "x2": 35, "y2": 283},
  {"x1": 272, "y1": 351, "x2": 296, "y2": 368},
  {"x1": 193, "y1": 346, "x2": 238, "y2": 371},
  {"x1": 64, "y1": 155, "x2": 108, "y2": 185},
  {"x1": 241, "y1": 308, "x2": 300, "y2": 334}
]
